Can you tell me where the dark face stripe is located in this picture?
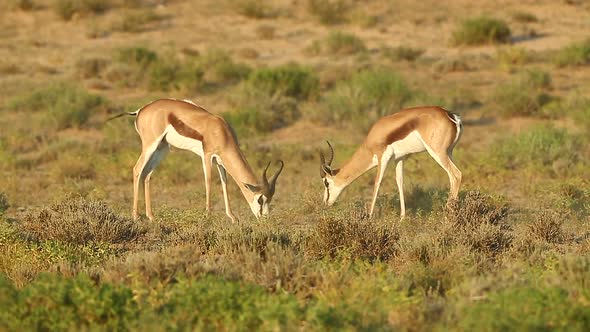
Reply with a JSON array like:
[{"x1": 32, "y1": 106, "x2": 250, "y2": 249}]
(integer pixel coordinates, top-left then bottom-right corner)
[
  {"x1": 385, "y1": 119, "x2": 417, "y2": 145},
  {"x1": 168, "y1": 113, "x2": 203, "y2": 141}
]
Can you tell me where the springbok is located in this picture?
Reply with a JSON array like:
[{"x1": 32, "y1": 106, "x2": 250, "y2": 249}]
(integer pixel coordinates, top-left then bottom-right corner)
[
  {"x1": 319, "y1": 106, "x2": 463, "y2": 218},
  {"x1": 113, "y1": 98, "x2": 284, "y2": 222}
]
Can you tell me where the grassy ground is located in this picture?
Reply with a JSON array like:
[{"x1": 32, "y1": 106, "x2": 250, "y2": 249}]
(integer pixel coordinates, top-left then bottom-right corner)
[{"x1": 1, "y1": 0, "x2": 589, "y2": 330}]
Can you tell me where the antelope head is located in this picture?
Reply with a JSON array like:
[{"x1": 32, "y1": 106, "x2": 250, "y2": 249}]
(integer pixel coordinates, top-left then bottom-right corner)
[
  {"x1": 319, "y1": 141, "x2": 341, "y2": 205},
  {"x1": 244, "y1": 160, "x2": 284, "y2": 217}
]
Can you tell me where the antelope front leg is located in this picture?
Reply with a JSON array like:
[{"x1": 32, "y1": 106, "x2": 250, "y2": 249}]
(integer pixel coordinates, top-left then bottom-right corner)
[
  {"x1": 216, "y1": 162, "x2": 237, "y2": 223},
  {"x1": 395, "y1": 159, "x2": 406, "y2": 219},
  {"x1": 202, "y1": 155, "x2": 213, "y2": 215}
]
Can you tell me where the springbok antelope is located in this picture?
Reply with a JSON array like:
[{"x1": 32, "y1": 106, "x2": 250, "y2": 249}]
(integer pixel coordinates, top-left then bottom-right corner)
[
  {"x1": 319, "y1": 106, "x2": 463, "y2": 218},
  {"x1": 115, "y1": 98, "x2": 284, "y2": 222}
]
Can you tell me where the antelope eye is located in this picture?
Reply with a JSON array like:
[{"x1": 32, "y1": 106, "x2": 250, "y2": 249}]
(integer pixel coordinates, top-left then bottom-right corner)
[
  {"x1": 257, "y1": 196, "x2": 264, "y2": 205},
  {"x1": 323, "y1": 179, "x2": 329, "y2": 188}
]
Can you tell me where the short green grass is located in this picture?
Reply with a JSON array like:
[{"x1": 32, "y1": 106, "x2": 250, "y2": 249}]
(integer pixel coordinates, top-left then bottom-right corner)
[{"x1": 452, "y1": 16, "x2": 511, "y2": 46}]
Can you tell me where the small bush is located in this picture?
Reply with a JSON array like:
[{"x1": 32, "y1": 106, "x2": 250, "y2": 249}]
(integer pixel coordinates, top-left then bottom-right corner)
[
  {"x1": 307, "y1": 0, "x2": 349, "y2": 25},
  {"x1": 75, "y1": 57, "x2": 109, "y2": 79},
  {"x1": 306, "y1": 212, "x2": 398, "y2": 262},
  {"x1": 236, "y1": 0, "x2": 278, "y2": 19},
  {"x1": 554, "y1": 38, "x2": 590, "y2": 67},
  {"x1": 112, "y1": 9, "x2": 166, "y2": 33},
  {"x1": 324, "y1": 31, "x2": 367, "y2": 55},
  {"x1": 382, "y1": 46, "x2": 425, "y2": 62},
  {"x1": 116, "y1": 46, "x2": 158, "y2": 67},
  {"x1": 496, "y1": 46, "x2": 530, "y2": 71},
  {"x1": 10, "y1": 0, "x2": 35, "y2": 10},
  {"x1": 527, "y1": 211, "x2": 565, "y2": 244},
  {"x1": 492, "y1": 69, "x2": 552, "y2": 117},
  {"x1": 256, "y1": 25, "x2": 275, "y2": 39},
  {"x1": 452, "y1": 16, "x2": 511, "y2": 46},
  {"x1": 54, "y1": 0, "x2": 111, "y2": 20},
  {"x1": 511, "y1": 11, "x2": 538, "y2": 23},
  {"x1": 19, "y1": 197, "x2": 145, "y2": 245},
  {"x1": 446, "y1": 191, "x2": 510, "y2": 228},
  {"x1": 225, "y1": 89, "x2": 300, "y2": 134},
  {"x1": 246, "y1": 64, "x2": 319, "y2": 100},
  {"x1": 312, "y1": 68, "x2": 412, "y2": 128},
  {"x1": 198, "y1": 49, "x2": 252, "y2": 85},
  {"x1": 0, "y1": 192, "x2": 9, "y2": 215},
  {"x1": 491, "y1": 125, "x2": 581, "y2": 170},
  {"x1": 8, "y1": 82, "x2": 107, "y2": 130}
]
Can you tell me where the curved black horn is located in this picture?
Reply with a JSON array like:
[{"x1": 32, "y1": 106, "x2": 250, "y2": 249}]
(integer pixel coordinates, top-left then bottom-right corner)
[
  {"x1": 261, "y1": 161, "x2": 271, "y2": 189},
  {"x1": 269, "y1": 160, "x2": 284, "y2": 194},
  {"x1": 326, "y1": 141, "x2": 334, "y2": 165}
]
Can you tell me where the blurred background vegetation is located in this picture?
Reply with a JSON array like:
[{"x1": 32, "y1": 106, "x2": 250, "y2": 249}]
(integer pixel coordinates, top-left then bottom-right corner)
[{"x1": 0, "y1": 0, "x2": 589, "y2": 330}]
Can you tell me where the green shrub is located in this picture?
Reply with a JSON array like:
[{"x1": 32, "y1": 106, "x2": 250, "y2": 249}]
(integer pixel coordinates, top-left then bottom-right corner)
[
  {"x1": 198, "y1": 49, "x2": 252, "y2": 85},
  {"x1": 8, "y1": 82, "x2": 107, "y2": 130},
  {"x1": 75, "y1": 57, "x2": 109, "y2": 79},
  {"x1": 554, "y1": 38, "x2": 590, "y2": 67},
  {"x1": 312, "y1": 68, "x2": 412, "y2": 128},
  {"x1": 324, "y1": 31, "x2": 367, "y2": 55},
  {"x1": 456, "y1": 286, "x2": 590, "y2": 331},
  {"x1": 116, "y1": 46, "x2": 158, "y2": 67},
  {"x1": 236, "y1": 0, "x2": 278, "y2": 19},
  {"x1": 491, "y1": 125, "x2": 581, "y2": 170},
  {"x1": 492, "y1": 69, "x2": 552, "y2": 117},
  {"x1": 511, "y1": 11, "x2": 538, "y2": 23},
  {"x1": 225, "y1": 89, "x2": 300, "y2": 134},
  {"x1": 246, "y1": 64, "x2": 319, "y2": 100},
  {"x1": 112, "y1": 8, "x2": 166, "y2": 33},
  {"x1": 54, "y1": 0, "x2": 111, "y2": 20},
  {"x1": 496, "y1": 46, "x2": 530, "y2": 71},
  {"x1": 0, "y1": 192, "x2": 8, "y2": 215},
  {"x1": 307, "y1": 0, "x2": 349, "y2": 25},
  {"x1": 452, "y1": 16, "x2": 511, "y2": 46},
  {"x1": 382, "y1": 46, "x2": 425, "y2": 62}
]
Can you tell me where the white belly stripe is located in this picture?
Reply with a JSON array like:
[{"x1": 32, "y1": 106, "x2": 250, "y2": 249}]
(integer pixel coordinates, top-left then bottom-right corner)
[
  {"x1": 385, "y1": 131, "x2": 426, "y2": 162},
  {"x1": 164, "y1": 124, "x2": 204, "y2": 157}
]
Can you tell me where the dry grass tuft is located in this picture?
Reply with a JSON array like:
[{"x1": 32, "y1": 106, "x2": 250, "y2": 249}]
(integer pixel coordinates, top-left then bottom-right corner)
[
  {"x1": 306, "y1": 212, "x2": 398, "y2": 262},
  {"x1": 19, "y1": 197, "x2": 145, "y2": 245},
  {"x1": 446, "y1": 191, "x2": 509, "y2": 227},
  {"x1": 527, "y1": 210, "x2": 566, "y2": 244}
]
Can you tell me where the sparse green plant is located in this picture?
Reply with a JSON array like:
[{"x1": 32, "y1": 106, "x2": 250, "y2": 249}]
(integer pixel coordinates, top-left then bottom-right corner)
[
  {"x1": 225, "y1": 89, "x2": 299, "y2": 134},
  {"x1": 246, "y1": 64, "x2": 319, "y2": 100},
  {"x1": 497, "y1": 46, "x2": 530, "y2": 71},
  {"x1": 236, "y1": 0, "x2": 278, "y2": 19},
  {"x1": 54, "y1": 0, "x2": 112, "y2": 20},
  {"x1": 511, "y1": 11, "x2": 538, "y2": 23},
  {"x1": 452, "y1": 16, "x2": 511, "y2": 46},
  {"x1": 198, "y1": 49, "x2": 251, "y2": 85},
  {"x1": 307, "y1": 0, "x2": 349, "y2": 25},
  {"x1": 75, "y1": 57, "x2": 109, "y2": 79},
  {"x1": 312, "y1": 67, "x2": 412, "y2": 128},
  {"x1": 10, "y1": 0, "x2": 35, "y2": 10},
  {"x1": 8, "y1": 82, "x2": 107, "y2": 130},
  {"x1": 324, "y1": 31, "x2": 367, "y2": 55},
  {"x1": 492, "y1": 69, "x2": 553, "y2": 117},
  {"x1": 491, "y1": 125, "x2": 581, "y2": 170},
  {"x1": 256, "y1": 25, "x2": 276, "y2": 39},
  {"x1": 382, "y1": 46, "x2": 425, "y2": 62},
  {"x1": 554, "y1": 38, "x2": 590, "y2": 67},
  {"x1": 0, "y1": 193, "x2": 9, "y2": 215},
  {"x1": 113, "y1": 8, "x2": 166, "y2": 33}
]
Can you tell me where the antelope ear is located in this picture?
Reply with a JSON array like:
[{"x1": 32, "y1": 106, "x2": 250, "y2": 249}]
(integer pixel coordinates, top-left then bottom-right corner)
[
  {"x1": 321, "y1": 164, "x2": 333, "y2": 177},
  {"x1": 243, "y1": 183, "x2": 261, "y2": 192}
]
